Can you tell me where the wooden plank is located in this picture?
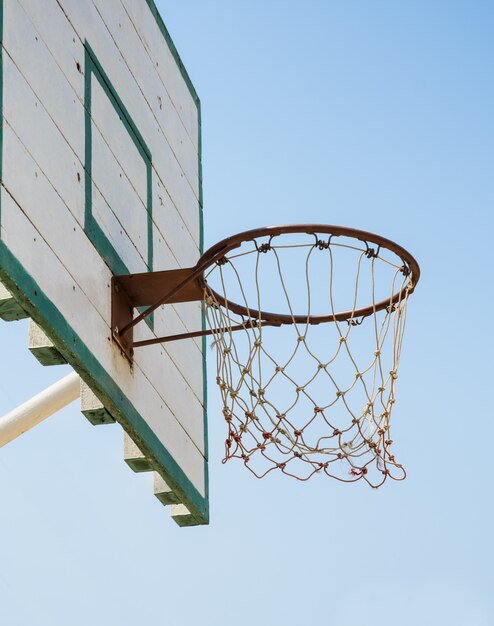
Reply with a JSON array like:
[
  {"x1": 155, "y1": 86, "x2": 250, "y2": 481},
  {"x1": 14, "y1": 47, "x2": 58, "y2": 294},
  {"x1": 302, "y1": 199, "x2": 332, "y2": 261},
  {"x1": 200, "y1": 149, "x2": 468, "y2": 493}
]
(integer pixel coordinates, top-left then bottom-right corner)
[
  {"x1": 170, "y1": 504, "x2": 199, "y2": 527},
  {"x1": 124, "y1": 432, "x2": 153, "y2": 472},
  {"x1": 28, "y1": 319, "x2": 67, "y2": 366},
  {"x1": 153, "y1": 472, "x2": 179, "y2": 505},
  {"x1": 0, "y1": 282, "x2": 29, "y2": 321},
  {"x1": 80, "y1": 379, "x2": 116, "y2": 425}
]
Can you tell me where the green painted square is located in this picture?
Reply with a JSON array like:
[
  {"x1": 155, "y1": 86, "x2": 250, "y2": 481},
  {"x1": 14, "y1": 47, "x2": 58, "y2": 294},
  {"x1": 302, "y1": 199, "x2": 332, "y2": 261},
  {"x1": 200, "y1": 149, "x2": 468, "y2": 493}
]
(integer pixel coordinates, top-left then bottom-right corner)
[{"x1": 83, "y1": 41, "x2": 153, "y2": 326}]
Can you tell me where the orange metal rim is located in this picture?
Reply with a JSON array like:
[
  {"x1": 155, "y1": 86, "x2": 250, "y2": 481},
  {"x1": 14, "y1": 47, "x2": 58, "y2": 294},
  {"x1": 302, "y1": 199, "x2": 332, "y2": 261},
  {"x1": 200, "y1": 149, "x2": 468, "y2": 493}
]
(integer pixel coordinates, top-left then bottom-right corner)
[{"x1": 197, "y1": 224, "x2": 420, "y2": 324}]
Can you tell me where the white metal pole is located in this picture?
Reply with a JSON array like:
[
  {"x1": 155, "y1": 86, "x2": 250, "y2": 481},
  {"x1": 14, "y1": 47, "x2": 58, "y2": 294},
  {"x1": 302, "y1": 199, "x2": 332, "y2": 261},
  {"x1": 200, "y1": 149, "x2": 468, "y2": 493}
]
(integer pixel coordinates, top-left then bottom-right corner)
[{"x1": 0, "y1": 371, "x2": 80, "y2": 447}]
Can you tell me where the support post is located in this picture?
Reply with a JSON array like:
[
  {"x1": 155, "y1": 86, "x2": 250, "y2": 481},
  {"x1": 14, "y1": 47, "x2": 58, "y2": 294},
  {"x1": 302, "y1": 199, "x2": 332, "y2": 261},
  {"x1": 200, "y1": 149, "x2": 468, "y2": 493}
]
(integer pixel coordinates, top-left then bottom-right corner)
[{"x1": 0, "y1": 371, "x2": 80, "y2": 447}]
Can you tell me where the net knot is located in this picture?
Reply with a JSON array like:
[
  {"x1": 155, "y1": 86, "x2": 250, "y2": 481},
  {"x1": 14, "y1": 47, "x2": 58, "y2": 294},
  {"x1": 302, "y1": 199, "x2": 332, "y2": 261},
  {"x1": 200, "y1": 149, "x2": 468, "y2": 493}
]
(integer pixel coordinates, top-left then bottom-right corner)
[
  {"x1": 294, "y1": 430, "x2": 303, "y2": 437},
  {"x1": 333, "y1": 429, "x2": 342, "y2": 436},
  {"x1": 390, "y1": 370, "x2": 398, "y2": 380},
  {"x1": 314, "y1": 406, "x2": 323, "y2": 414},
  {"x1": 374, "y1": 349, "x2": 381, "y2": 357},
  {"x1": 297, "y1": 335, "x2": 305, "y2": 343},
  {"x1": 336, "y1": 390, "x2": 345, "y2": 397},
  {"x1": 275, "y1": 366, "x2": 284, "y2": 373},
  {"x1": 364, "y1": 242, "x2": 380, "y2": 259},
  {"x1": 256, "y1": 242, "x2": 272, "y2": 254},
  {"x1": 316, "y1": 239, "x2": 330, "y2": 250},
  {"x1": 317, "y1": 363, "x2": 326, "y2": 370},
  {"x1": 339, "y1": 336, "x2": 347, "y2": 343},
  {"x1": 216, "y1": 256, "x2": 229, "y2": 266},
  {"x1": 262, "y1": 432, "x2": 273, "y2": 440}
]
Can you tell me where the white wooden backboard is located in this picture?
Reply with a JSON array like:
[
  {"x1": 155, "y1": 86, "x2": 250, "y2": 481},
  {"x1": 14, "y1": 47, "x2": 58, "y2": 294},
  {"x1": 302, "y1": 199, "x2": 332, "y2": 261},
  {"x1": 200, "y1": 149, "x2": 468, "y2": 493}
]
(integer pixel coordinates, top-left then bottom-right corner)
[{"x1": 0, "y1": 0, "x2": 208, "y2": 525}]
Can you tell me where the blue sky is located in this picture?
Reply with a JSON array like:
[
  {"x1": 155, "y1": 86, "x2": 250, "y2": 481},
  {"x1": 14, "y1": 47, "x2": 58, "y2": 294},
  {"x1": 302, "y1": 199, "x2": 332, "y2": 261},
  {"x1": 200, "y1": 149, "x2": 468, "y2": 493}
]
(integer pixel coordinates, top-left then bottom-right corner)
[{"x1": 0, "y1": 1, "x2": 493, "y2": 625}]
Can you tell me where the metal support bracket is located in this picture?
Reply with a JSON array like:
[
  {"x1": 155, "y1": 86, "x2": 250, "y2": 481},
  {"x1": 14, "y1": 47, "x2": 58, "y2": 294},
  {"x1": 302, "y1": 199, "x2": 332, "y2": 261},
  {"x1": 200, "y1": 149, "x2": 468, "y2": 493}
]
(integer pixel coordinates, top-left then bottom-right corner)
[
  {"x1": 111, "y1": 266, "x2": 281, "y2": 362},
  {"x1": 111, "y1": 267, "x2": 204, "y2": 362}
]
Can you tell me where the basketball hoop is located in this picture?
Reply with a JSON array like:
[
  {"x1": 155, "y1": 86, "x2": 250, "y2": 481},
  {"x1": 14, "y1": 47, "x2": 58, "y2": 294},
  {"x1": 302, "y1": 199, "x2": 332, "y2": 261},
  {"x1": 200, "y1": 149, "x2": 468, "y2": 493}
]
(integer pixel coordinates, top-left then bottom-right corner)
[{"x1": 112, "y1": 225, "x2": 420, "y2": 488}]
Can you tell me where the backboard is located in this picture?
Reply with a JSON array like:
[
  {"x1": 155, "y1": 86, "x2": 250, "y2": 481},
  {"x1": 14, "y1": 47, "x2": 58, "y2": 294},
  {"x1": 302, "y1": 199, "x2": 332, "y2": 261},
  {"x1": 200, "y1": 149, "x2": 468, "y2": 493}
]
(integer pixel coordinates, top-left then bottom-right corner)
[{"x1": 0, "y1": 0, "x2": 208, "y2": 525}]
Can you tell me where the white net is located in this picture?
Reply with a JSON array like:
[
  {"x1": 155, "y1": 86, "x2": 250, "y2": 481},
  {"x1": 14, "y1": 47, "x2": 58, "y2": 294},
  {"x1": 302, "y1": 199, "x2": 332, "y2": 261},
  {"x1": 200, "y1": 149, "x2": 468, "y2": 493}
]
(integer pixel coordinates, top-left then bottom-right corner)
[{"x1": 203, "y1": 231, "x2": 414, "y2": 487}]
